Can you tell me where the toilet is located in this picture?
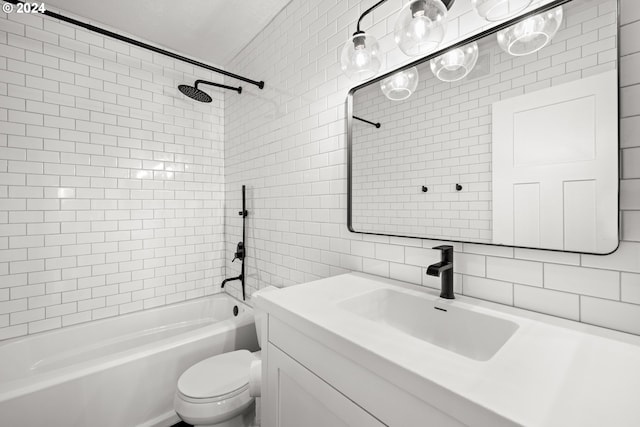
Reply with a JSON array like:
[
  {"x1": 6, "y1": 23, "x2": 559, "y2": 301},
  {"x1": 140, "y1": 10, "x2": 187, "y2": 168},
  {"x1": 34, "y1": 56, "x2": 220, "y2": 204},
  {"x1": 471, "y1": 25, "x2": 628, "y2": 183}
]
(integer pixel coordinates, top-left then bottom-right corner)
[
  {"x1": 173, "y1": 350, "x2": 259, "y2": 427},
  {"x1": 173, "y1": 288, "x2": 274, "y2": 427}
]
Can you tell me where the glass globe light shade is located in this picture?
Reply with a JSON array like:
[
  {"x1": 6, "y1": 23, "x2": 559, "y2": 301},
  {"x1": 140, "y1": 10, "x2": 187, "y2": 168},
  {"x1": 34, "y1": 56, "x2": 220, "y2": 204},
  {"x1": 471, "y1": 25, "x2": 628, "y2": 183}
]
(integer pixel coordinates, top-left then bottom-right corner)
[
  {"x1": 340, "y1": 32, "x2": 382, "y2": 81},
  {"x1": 394, "y1": 0, "x2": 448, "y2": 57},
  {"x1": 497, "y1": 6, "x2": 563, "y2": 56},
  {"x1": 430, "y1": 42, "x2": 479, "y2": 82},
  {"x1": 380, "y1": 67, "x2": 419, "y2": 101},
  {"x1": 471, "y1": 0, "x2": 533, "y2": 22}
]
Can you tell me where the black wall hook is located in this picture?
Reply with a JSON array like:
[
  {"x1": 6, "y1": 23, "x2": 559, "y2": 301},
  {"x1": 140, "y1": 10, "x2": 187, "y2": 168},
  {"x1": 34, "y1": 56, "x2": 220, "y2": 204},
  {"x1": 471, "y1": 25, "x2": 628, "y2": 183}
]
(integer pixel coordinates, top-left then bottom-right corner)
[
  {"x1": 456, "y1": 184, "x2": 463, "y2": 191},
  {"x1": 353, "y1": 116, "x2": 381, "y2": 128},
  {"x1": 422, "y1": 186, "x2": 428, "y2": 192}
]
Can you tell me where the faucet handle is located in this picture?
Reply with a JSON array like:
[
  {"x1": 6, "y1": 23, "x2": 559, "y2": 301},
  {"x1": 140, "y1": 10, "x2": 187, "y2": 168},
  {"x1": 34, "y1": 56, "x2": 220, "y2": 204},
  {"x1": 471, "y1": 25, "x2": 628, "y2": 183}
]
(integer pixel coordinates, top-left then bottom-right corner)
[{"x1": 432, "y1": 245, "x2": 453, "y2": 262}]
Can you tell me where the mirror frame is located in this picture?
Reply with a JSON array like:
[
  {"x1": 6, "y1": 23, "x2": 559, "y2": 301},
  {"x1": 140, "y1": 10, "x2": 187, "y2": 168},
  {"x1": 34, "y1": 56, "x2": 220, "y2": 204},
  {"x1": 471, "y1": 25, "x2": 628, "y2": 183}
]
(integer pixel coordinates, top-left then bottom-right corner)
[{"x1": 346, "y1": 0, "x2": 620, "y2": 255}]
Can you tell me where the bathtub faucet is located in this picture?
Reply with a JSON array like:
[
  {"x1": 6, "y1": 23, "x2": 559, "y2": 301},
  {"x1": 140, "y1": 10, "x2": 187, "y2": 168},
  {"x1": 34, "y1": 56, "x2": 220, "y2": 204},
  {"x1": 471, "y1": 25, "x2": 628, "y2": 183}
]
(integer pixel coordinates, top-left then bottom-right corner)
[
  {"x1": 223, "y1": 185, "x2": 248, "y2": 300},
  {"x1": 221, "y1": 274, "x2": 243, "y2": 289}
]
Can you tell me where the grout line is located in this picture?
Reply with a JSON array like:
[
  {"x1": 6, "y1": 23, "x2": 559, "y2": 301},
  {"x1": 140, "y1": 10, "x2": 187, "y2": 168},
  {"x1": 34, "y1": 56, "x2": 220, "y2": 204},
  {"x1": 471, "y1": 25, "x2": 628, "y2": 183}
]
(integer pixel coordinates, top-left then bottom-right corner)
[{"x1": 578, "y1": 294, "x2": 582, "y2": 322}]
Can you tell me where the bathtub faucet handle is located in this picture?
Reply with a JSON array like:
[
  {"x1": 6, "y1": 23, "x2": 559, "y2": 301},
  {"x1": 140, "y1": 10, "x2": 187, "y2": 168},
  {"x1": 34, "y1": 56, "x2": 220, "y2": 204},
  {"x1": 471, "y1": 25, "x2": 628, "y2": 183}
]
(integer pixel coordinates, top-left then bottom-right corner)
[{"x1": 232, "y1": 242, "x2": 245, "y2": 263}]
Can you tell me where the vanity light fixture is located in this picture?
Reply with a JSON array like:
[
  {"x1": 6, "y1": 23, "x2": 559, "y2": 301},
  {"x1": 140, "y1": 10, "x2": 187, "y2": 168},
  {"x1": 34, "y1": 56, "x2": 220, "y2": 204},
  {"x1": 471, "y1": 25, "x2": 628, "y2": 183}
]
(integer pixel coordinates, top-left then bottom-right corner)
[
  {"x1": 471, "y1": 0, "x2": 533, "y2": 22},
  {"x1": 341, "y1": 0, "x2": 456, "y2": 81},
  {"x1": 497, "y1": 6, "x2": 563, "y2": 56},
  {"x1": 340, "y1": 0, "x2": 389, "y2": 81},
  {"x1": 395, "y1": 0, "x2": 456, "y2": 57},
  {"x1": 340, "y1": 31, "x2": 382, "y2": 81},
  {"x1": 430, "y1": 42, "x2": 479, "y2": 82},
  {"x1": 380, "y1": 67, "x2": 420, "y2": 100}
]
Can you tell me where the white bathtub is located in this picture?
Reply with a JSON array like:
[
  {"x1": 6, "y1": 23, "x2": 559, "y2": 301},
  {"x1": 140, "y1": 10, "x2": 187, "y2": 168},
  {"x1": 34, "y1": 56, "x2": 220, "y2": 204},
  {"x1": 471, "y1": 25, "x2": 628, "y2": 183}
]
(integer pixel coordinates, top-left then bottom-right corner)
[{"x1": 0, "y1": 294, "x2": 258, "y2": 427}]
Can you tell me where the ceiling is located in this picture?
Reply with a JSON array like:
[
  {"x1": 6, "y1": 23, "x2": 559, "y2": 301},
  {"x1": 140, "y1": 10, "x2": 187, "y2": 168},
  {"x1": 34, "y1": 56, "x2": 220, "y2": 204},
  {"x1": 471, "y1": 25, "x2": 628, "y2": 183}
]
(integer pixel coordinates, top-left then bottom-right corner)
[{"x1": 44, "y1": 0, "x2": 291, "y2": 66}]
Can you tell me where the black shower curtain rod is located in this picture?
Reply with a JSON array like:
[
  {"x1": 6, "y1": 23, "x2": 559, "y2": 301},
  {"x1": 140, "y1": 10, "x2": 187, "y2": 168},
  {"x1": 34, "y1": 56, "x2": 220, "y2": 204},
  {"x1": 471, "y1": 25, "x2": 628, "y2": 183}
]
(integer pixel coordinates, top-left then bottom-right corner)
[{"x1": 4, "y1": 0, "x2": 265, "y2": 90}]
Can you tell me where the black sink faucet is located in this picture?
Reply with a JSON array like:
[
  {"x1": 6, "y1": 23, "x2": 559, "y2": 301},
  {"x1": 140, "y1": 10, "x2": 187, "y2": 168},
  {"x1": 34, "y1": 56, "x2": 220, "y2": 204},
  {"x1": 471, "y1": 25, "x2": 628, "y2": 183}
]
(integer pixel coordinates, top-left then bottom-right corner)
[{"x1": 426, "y1": 245, "x2": 454, "y2": 299}]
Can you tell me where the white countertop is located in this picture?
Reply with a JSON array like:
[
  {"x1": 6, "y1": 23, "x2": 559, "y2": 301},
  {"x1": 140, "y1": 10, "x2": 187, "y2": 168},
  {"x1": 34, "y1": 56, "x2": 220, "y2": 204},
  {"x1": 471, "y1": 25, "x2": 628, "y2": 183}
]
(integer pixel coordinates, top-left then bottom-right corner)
[{"x1": 255, "y1": 272, "x2": 640, "y2": 427}]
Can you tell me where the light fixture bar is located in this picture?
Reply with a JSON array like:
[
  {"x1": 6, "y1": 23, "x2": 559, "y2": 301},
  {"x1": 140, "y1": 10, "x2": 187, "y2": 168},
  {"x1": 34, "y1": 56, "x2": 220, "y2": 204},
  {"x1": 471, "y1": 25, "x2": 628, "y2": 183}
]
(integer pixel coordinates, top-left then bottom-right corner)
[
  {"x1": 3, "y1": 0, "x2": 265, "y2": 90},
  {"x1": 356, "y1": 0, "x2": 456, "y2": 33},
  {"x1": 441, "y1": 0, "x2": 456, "y2": 9},
  {"x1": 356, "y1": 0, "x2": 390, "y2": 33}
]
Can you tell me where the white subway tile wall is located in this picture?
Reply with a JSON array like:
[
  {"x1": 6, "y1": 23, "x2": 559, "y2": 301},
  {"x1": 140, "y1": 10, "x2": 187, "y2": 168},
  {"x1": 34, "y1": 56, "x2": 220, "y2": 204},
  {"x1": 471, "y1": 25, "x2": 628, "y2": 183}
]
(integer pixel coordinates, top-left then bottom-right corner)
[
  {"x1": 224, "y1": 0, "x2": 640, "y2": 336},
  {"x1": 350, "y1": 0, "x2": 614, "y2": 242},
  {"x1": 0, "y1": 9, "x2": 226, "y2": 340}
]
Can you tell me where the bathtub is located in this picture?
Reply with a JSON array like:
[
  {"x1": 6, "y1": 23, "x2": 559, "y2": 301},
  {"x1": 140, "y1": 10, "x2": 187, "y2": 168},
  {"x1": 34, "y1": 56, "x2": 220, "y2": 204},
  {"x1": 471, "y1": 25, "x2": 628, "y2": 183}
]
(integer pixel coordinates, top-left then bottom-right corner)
[{"x1": 0, "y1": 294, "x2": 258, "y2": 427}]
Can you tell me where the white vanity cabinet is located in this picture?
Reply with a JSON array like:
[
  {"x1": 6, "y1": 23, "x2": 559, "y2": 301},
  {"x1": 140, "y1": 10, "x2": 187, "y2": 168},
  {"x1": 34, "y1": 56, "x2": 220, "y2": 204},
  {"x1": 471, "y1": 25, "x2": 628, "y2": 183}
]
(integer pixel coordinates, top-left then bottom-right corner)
[
  {"x1": 256, "y1": 273, "x2": 640, "y2": 427},
  {"x1": 261, "y1": 316, "x2": 467, "y2": 427},
  {"x1": 265, "y1": 343, "x2": 384, "y2": 427}
]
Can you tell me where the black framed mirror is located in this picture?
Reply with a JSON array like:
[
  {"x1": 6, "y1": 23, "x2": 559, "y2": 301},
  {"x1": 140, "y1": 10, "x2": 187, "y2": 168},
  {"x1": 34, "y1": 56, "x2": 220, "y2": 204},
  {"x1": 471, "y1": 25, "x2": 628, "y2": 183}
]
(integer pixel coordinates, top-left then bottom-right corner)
[{"x1": 347, "y1": 0, "x2": 619, "y2": 255}]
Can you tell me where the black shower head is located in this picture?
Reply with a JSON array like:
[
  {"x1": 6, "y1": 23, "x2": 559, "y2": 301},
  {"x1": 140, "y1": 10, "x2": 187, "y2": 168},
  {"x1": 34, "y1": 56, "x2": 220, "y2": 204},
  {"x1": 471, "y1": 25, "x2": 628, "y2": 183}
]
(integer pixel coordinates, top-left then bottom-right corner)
[
  {"x1": 178, "y1": 79, "x2": 242, "y2": 103},
  {"x1": 178, "y1": 84, "x2": 212, "y2": 103}
]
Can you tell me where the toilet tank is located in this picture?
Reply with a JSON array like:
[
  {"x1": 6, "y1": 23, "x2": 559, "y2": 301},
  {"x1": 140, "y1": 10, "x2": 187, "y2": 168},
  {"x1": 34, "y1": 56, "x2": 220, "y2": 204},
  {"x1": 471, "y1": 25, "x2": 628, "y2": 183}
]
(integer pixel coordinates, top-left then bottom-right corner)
[{"x1": 251, "y1": 286, "x2": 278, "y2": 348}]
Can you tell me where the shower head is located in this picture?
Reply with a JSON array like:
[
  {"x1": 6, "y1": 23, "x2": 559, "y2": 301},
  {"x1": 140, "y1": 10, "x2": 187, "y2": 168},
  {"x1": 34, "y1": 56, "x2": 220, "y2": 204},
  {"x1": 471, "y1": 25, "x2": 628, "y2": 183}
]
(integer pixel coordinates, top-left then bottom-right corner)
[
  {"x1": 178, "y1": 84, "x2": 212, "y2": 103},
  {"x1": 178, "y1": 79, "x2": 242, "y2": 103}
]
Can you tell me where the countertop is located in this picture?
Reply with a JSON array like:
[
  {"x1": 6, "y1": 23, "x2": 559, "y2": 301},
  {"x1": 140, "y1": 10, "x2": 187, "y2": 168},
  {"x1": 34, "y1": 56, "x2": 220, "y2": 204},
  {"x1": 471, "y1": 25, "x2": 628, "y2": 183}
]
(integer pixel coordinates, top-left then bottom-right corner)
[{"x1": 255, "y1": 272, "x2": 640, "y2": 427}]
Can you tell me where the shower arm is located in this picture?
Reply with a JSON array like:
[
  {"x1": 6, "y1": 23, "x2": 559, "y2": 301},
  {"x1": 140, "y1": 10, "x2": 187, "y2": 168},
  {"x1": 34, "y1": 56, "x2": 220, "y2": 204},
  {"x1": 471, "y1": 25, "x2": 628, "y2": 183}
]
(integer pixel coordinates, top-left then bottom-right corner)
[{"x1": 195, "y1": 80, "x2": 242, "y2": 94}]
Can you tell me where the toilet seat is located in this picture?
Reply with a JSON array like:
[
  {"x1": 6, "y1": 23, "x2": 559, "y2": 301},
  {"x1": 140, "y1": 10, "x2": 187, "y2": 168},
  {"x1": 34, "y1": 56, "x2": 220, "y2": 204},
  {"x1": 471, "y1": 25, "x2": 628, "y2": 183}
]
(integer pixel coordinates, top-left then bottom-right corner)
[
  {"x1": 176, "y1": 384, "x2": 249, "y2": 404},
  {"x1": 177, "y1": 350, "x2": 254, "y2": 402}
]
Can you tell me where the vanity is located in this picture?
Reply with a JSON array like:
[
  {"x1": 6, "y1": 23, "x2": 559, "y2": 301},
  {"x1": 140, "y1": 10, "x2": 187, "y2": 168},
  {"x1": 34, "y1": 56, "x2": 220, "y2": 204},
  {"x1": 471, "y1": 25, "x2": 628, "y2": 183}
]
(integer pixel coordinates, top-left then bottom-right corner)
[{"x1": 255, "y1": 273, "x2": 640, "y2": 427}]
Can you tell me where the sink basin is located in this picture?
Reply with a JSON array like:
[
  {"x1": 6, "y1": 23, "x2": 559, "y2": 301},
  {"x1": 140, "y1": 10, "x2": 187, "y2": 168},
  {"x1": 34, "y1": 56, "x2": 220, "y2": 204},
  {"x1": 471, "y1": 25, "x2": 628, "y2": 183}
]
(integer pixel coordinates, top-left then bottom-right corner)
[{"x1": 337, "y1": 288, "x2": 518, "y2": 361}]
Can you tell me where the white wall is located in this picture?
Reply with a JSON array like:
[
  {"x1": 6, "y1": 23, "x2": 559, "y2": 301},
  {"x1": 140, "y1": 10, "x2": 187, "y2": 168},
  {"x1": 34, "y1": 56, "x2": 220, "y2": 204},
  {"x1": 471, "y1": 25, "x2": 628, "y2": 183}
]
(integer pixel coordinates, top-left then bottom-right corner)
[
  {"x1": 0, "y1": 9, "x2": 226, "y2": 340},
  {"x1": 224, "y1": 0, "x2": 640, "y2": 336}
]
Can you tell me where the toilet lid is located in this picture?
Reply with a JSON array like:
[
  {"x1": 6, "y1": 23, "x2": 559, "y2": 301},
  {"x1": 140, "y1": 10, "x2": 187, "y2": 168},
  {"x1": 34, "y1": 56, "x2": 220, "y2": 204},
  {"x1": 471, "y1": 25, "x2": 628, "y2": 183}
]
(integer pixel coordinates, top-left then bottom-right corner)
[{"x1": 178, "y1": 350, "x2": 253, "y2": 399}]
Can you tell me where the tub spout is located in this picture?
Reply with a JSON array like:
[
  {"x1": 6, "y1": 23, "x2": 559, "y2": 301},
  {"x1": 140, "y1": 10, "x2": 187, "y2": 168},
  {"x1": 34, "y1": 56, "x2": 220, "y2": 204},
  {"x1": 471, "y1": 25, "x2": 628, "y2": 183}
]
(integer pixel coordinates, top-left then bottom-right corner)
[{"x1": 221, "y1": 274, "x2": 243, "y2": 289}]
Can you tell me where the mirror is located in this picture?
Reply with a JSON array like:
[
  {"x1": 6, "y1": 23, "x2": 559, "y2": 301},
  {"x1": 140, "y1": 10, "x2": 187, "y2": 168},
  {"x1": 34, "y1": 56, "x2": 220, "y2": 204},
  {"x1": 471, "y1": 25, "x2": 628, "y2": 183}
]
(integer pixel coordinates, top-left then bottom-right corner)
[{"x1": 348, "y1": 0, "x2": 618, "y2": 254}]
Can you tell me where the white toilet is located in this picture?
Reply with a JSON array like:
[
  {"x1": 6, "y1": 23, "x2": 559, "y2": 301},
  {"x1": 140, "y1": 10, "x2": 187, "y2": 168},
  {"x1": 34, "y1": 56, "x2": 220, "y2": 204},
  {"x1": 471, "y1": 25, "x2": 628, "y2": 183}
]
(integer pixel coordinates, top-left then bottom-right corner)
[{"x1": 174, "y1": 288, "x2": 273, "y2": 427}]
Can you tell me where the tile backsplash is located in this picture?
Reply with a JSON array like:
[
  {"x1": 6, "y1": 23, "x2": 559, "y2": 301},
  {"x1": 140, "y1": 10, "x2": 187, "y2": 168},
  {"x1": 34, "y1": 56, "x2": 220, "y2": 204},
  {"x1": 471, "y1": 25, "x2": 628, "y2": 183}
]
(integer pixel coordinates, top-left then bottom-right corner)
[
  {"x1": 0, "y1": 9, "x2": 226, "y2": 340},
  {"x1": 224, "y1": 0, "x2": 640, "y2": 335}
]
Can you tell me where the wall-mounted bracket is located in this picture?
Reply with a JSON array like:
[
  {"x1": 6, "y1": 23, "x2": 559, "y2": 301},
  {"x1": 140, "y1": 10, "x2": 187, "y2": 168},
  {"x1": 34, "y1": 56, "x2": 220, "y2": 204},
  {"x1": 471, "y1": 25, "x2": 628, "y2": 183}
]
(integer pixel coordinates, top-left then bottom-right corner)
[{"x1": 353, "y1": 116, "x2": 381, "y2": 128}]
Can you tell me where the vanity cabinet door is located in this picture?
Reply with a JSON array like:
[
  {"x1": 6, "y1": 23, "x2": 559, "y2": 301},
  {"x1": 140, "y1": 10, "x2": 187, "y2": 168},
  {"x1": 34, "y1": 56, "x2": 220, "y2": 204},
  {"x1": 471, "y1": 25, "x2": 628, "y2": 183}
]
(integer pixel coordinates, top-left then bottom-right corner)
[{"x1": 265, "y1": 343, "x2": 386, "y2": 427}]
